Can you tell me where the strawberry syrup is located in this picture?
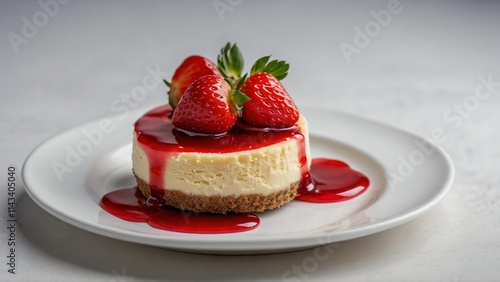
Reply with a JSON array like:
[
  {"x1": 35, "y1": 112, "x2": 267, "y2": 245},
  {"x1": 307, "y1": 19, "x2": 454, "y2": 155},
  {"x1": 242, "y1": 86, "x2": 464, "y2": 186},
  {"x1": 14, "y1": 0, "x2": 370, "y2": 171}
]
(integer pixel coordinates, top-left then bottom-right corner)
[
  {"x1": 100, "y1": 188, "x2": 259, "y2": 234},
  {"x1": 100, "y1": 105, "x2": 370, "y2": 234},
  {"x1": 297, "y1": 159, "x2": 370, "y2": 202}
]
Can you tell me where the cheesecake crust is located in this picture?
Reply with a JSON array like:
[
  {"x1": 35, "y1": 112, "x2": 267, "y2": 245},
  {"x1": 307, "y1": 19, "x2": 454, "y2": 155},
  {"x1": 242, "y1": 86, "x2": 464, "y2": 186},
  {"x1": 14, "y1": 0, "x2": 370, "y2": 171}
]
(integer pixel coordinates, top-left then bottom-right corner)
[{"x1": 135, "y1": 174, "x2": 299, "y2": 214}]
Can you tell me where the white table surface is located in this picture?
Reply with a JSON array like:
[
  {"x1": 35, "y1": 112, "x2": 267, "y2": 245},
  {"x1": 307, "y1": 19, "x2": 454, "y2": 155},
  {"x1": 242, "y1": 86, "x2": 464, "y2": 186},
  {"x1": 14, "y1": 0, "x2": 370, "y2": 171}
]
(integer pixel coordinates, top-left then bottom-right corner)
[{"x1": 1, "y1": 1, "x2": 499, "y2": 281}]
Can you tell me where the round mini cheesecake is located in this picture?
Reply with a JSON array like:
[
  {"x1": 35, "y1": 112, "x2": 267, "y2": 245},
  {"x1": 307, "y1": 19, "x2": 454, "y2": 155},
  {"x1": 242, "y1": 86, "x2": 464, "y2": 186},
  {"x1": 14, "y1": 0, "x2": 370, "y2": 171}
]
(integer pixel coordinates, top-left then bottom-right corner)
[{"x1": 132, "y1": 105, "x2": 310, "y2": 214}]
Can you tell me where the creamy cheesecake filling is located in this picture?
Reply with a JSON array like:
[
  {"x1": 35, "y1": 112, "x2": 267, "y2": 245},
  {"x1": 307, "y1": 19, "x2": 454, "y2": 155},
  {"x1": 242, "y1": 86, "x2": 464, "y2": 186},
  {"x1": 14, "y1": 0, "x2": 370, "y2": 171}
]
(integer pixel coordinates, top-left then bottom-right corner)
[{"x1": 133, "y1": 138, "x2": 302, "y2": 196}]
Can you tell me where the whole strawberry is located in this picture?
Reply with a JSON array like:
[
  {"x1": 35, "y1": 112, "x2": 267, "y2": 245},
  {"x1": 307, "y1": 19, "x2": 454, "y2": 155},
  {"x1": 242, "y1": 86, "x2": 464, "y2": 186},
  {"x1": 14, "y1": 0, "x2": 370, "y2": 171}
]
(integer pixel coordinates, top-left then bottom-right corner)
[
  {"x1": 164, "y1": 55, "x2": 222, "y2": 109},
  {"x1": 240, "y1": 56, "x2": 299, "y2": 128},
  {"x1": 172, "y1": 75, "x2": 248, "y2": 134}
]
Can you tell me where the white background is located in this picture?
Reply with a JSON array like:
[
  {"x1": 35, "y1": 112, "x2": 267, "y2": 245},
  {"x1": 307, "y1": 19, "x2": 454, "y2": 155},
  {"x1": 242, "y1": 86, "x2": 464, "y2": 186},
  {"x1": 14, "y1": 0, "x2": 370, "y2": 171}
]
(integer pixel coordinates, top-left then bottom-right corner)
[{"x1": 1, "y1": 0, "x2": 499, "y2": 281}]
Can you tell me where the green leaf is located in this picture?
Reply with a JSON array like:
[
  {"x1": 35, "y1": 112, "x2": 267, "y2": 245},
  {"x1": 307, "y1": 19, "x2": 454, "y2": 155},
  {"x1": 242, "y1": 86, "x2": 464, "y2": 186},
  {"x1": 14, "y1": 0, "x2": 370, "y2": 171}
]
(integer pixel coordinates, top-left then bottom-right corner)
[
  {"x1": 231, "y1": 89, "x2": 250, "y2": 116},
  {"x1": 235, "y1": 73, "x2": 248, "y2": 90},
  {"x1": 217, "y1": 42, "x2": 244, "y2": 84},
  {"x1": 250, "y1": 56, "x2": 270, "y2": 75},
  {"x1": 163, "y1": 79, "x2": 171, "y2": 87},
  {"x1": 224, "y1": 77, "x2": 235, "y2": 89},
  {"x1": 249, "y1": 55, "x2": 289, "y2": 80}
]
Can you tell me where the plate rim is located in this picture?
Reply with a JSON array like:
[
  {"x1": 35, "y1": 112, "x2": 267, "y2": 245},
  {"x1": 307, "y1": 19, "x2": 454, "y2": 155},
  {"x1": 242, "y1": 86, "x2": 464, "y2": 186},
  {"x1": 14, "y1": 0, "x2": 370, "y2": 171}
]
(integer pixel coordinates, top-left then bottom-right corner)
[{"x1": 22, "y1": 105, "x2": 455, "y2": 253}]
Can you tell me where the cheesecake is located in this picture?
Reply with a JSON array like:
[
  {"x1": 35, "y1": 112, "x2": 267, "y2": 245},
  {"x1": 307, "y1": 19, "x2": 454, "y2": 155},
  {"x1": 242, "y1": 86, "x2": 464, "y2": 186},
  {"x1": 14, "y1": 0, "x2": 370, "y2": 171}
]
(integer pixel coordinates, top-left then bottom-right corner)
[
  {"x1": 132, "y1": 42, "x2": 309, "y2": 214},
  {"x1": 132, "y1": 105, "x2": 310, "y2": 214}
]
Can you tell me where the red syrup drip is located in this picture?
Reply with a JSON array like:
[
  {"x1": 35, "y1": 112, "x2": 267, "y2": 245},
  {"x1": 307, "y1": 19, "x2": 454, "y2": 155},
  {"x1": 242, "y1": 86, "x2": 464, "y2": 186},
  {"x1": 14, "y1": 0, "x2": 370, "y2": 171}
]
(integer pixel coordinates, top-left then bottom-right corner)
[
  {"x1": 296, "y1": 158, "x2": 370, "y2": 203},
  {"x1": 100, "y1": 188, "x2": 259, "y2": 234}
]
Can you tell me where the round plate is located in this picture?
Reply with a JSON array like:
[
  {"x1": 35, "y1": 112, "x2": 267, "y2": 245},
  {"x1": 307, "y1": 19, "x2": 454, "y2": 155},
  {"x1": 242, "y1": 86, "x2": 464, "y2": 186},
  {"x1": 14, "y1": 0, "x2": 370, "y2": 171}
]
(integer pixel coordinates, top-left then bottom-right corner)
[{"x1": 22, "y1": 106, "x2": 454, "y2": 254}]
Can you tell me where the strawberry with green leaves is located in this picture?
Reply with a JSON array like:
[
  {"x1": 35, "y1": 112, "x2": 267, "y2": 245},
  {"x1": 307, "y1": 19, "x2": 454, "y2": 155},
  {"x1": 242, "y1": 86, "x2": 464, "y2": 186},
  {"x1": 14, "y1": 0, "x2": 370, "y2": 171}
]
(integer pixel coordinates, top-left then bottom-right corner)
[
  {"x1": 239, "y1": 56, "x2": 299, "y2": 128},
  {"x1": 171, "y1": 75, "x2": 249, "y2": 134},
  {"x1": 169, "y1": 42, "x2": 299, "y2": 133},
  {"x1": 164, "y1": 55, "x2": 222, "y2": 109},
  {"x1": 171, "y1": 42, "x2": 250, "y2": 134}
]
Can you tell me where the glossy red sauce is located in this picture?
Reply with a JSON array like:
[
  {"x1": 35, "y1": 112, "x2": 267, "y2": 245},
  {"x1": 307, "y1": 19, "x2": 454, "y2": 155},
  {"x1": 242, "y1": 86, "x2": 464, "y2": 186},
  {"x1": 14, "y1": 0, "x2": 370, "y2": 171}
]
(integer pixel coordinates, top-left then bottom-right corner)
[
  {"x1": 100, "y1": 188, "x2": 259, "y2": 234},
  {"x1": 296, "y1": 158, "x2": 370, "y2": 203},
  {"x1": 100, "y1": 105, "x2": 370, "y2": 234}
]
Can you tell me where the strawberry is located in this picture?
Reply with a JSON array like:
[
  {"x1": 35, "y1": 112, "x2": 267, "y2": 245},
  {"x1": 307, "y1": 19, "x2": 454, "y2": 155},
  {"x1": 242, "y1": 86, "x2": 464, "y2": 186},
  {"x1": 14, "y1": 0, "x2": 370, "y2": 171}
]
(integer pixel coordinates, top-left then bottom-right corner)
[
  {"x1": 164, "y1": 55, "x2": 222, "y2": 109},
  {"x1": 239, "y1": 56, "x2": 299, "y2": 128},
  {"x1": 172, "y1": 75, "x2": 249, "y2": 134}
]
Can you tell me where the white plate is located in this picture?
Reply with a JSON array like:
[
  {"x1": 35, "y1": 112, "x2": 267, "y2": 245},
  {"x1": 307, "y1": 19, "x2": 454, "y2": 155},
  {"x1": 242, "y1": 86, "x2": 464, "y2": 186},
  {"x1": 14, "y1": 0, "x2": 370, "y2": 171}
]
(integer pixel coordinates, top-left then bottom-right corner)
[{"x1": 22, "y1": 106, "x2": 454, "y2": 254}]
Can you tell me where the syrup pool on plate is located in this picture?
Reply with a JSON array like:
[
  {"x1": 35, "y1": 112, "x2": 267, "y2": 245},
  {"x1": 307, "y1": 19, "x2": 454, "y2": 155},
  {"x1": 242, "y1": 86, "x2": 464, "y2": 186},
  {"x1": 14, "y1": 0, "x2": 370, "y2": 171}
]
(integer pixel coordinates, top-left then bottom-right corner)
[
  {"x1": 100, "y1": 188, "x2": 260, "y2": 234},
  {"x1": 100, "y1": 105, "x2": 370, "y2": 234},
  {"x1": 296, "y1": 158, "x2": 370, "y2": 203},
  {"x1": 100, "y1": 157, "x2": 370, "y2": 234}
]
